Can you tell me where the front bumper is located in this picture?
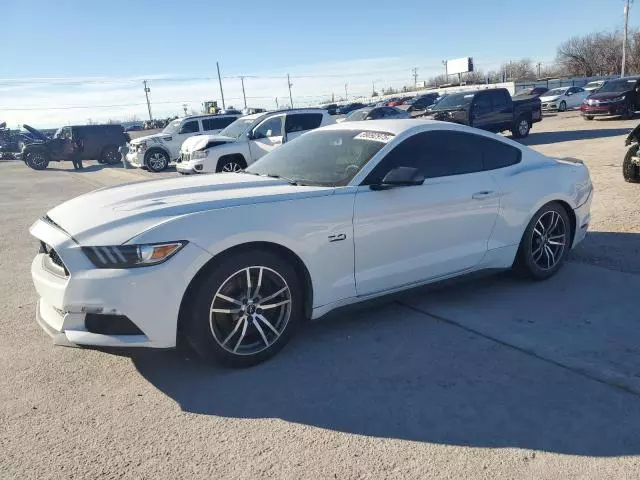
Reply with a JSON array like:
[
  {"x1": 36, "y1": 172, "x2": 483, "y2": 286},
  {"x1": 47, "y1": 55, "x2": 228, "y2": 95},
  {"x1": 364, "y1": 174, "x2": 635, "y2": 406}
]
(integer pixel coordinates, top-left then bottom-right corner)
[
  {"x1": 30, "y1": 218, "x2": 212, "y2": 349},
  {"x1": 125, "y1": 151, "x2": 144, "y2": 167},
  {"x1": 580, "y1": 103, "x2": 626, "y2": 117}
]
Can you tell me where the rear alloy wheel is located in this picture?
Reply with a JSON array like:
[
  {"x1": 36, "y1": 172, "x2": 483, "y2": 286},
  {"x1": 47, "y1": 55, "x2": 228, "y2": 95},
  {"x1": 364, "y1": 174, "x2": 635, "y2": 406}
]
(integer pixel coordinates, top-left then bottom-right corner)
[
  {"x1": 558, "y1": 101, "x2": 567, "y2": 112},
  {"x1": 145, "y1": 150, "x2": 169, "y2": 172},
  {"x1": 186, "y1": 250, "x2": 303, "y2": 367},
  {"x1": 514, "y1": 203, "x2": 571, "y2": 280},
  {"x1": 511, "y1": 116, "x2": 530, "y2": 138},
  {"x1": 102, "y1": 146, "x2": 121, "y2": 165}
]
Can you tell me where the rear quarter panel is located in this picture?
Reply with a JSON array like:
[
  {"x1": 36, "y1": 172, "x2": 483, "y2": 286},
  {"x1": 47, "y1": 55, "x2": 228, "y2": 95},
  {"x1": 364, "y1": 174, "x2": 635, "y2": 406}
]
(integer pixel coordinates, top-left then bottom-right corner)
[{"x1": 487, "y1": 150, "x2": 583, "y2": 249}]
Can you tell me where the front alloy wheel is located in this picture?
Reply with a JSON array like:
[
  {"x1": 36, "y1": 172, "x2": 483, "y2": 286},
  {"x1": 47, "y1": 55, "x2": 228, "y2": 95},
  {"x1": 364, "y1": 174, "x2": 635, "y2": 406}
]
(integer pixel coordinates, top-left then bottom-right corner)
[
  {"x1": 186, "y1": 250, "x2": 302, "y2": 367},
  {"x1": 210, "y1": 266, "x2": 292, "y2": 356},
  {"x1": 146, "y1": 151, "x2": 169, "y2": 172},
  {"x1": 221, "y1": 161, "x2": 243, "y2": 172}
]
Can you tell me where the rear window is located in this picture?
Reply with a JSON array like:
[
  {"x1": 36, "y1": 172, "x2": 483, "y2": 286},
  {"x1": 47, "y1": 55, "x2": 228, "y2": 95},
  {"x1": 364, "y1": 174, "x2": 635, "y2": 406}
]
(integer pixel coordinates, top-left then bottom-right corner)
[
  {"x1": 285, "y1": 113, "x2": 323, "y2": 133},
  {"x1": 482, "y1": 137, "x2": 522, "y2": 170},
  {"x1": 202, "y1": 116, "x2": 237, "y2": 131}
]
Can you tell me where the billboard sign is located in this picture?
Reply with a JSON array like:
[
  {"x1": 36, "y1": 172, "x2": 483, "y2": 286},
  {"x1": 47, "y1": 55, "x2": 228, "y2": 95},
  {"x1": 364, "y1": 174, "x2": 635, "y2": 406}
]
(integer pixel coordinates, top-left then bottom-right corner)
[{"x1": 447, "y1": 57, "x2": 474, "y2": 75}]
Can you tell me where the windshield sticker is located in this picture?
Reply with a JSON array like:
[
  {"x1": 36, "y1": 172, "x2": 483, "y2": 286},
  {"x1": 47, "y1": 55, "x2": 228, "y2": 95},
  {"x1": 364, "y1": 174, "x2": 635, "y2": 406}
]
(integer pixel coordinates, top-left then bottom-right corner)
[{"x1": 354, "y1": 131, "x2": 394, "y2": 143}]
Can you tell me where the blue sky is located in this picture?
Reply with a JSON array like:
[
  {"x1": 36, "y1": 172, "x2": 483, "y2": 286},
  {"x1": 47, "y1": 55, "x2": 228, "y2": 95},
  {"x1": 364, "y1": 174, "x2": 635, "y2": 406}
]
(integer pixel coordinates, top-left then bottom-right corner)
[{"x1": 1, "y1": 0, "x2": 635, "y2": 126}]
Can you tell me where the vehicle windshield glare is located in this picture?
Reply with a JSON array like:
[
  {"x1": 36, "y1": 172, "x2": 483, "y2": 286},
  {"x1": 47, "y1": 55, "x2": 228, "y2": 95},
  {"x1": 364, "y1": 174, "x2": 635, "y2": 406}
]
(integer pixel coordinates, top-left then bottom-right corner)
[
  {"x1": 245, "y1": 129, "x2": 391, "y2": 186},
  {"x1": 431, "y1": 93, "x2": 474, "y2": 110},
  {"x1": 545, "y1": 88, "x2": 567, "y2": 97},
  {"x1": 346, "y1": 109, "x2": 369, "y2": 121},
  {"x1": 162, "y1": 120, "x2": 181, "y2": 135},
  {"x1": 53, "y1": 127, "x2": 64, "y2": 138},
  {"x1": 598, "y1": 79, "x2": 636, "y2": 93},
  {"x1": 219, "y1": 118, "x2": 256, "y2": 139}
]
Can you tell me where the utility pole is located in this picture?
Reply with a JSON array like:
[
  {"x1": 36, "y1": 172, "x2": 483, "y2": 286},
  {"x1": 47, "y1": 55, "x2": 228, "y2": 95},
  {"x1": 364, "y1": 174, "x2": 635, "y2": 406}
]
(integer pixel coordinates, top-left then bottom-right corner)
[
  {"x1": 411, "y1": 67, "x2": 418, "y2": 87},
  {"x1": 537, "y1": 62, "x2": 542, "y2": 79},
  {"x1": 240, "y1": 76, "x2": 247, "y2": 109},
  {"x1": 622, "y1": 0, "x2": 632, "y2": 77},
  {"x1": 143, "y1": 80, "x2": 153, "y2": 121},
  {"x1": 287, "y1": 74, "x2": 294, "y2": 108},
  {"x1": 344, "y1": 83, "x2": 348, "y2": 100},
  {"x1": 216, "y1": 62, "x2": 226, "y2": 110},
  {"x1": 182, "y1": 104, "x2": 188, "y2": 116},
  {"x1": 275, "y1": 97, "x2": 279, "y2": 109},
  {"x1": 442, "y1": 60, "x2": 448, "y2": 81}
]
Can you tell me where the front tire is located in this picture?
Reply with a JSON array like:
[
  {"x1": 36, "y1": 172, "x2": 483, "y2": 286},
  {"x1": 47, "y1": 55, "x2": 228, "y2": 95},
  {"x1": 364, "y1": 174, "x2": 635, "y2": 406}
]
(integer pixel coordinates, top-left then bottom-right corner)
[
  {"x1": 623, "y1": 145, "x2": 640, "y2": 183},
  {"x1": 511, "y1": 116, "x2": 531, "y2": 138},
  {"x1": 216, "y1": 155, "x2": 247, "y2": 173},
  {"x1": 24, "y1": 150, "x2": 50, "y2": 170},
  {"x1": 145, "y1": 149, "x2": 169, "y2": 172},
  {"x1": 185, "y1": 250, "x2": 303, "y2": 367},
  {"x1": 558, "y1": 101, "x2": 567, "y2": 112},
  {"x1": 513, "y1": 203, "x2": 571, "y2": 280},
  {"x1": 583, "y1": 115, "x2": 594, "y2": 121}
]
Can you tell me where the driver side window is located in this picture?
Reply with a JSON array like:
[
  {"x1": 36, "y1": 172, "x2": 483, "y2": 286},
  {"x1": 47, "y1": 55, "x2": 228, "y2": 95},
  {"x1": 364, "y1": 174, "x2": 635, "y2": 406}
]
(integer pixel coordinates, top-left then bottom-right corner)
[
  {"x1": 179, "y1": 121, "x2": 199, "y2": 134},
  {"x1": 252, "y1": 116, "x2": 283, "y2": 139},
  {"x1": 363, "y1": 131, "x2": 484, "y2": 184}
]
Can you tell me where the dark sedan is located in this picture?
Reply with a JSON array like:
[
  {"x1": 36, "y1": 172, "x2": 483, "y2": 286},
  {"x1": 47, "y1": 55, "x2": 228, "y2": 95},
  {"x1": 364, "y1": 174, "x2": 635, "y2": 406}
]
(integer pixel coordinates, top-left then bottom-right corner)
[
  {"x1": 581, "y1": 77, "x2": 640, "y2": 120},
  {"x1": 336, "y1": 102, "x2": 365, "y2": 115},
  {"x1": 406, "y1": 93, "x2": 439, "y2": 111},
  {"x1": 343, "y1": 106, "x2": 410, "y2": 121},
  {"x1": 514, "y1": 87, "x2": 549, "y2": 98}
]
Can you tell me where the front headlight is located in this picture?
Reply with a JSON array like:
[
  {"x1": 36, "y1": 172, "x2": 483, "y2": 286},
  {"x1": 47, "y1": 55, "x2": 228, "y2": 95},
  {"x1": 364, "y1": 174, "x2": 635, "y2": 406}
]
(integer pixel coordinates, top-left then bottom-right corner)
[
  {"x1": 583, "y1": 99, "x2": 589, "y2": 104},
  {"x1": 614, "y1": 95, "x2": 626, "y2": 102},
  {"x1": 191, "y1": 150, "x2": 209, "y2": 160},
  {"x1": 82, "y1": 241, "x2": 187, "y2": 269}
]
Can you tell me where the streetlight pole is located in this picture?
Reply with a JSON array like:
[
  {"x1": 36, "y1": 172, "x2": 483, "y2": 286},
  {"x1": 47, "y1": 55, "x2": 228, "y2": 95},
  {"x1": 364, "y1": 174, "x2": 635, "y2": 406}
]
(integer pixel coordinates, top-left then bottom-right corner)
[
  {"x1": 240, "y1": 76, "x2": 247, "y2": 109},
  {"x1": 344, "y1": 83, "x2": 348, "y2": 100},
  {"x1": 622, "y1": 0, "x2": 632, "y2": 77},
  {"x1": 143, "y1": 80, "x2": 153, "y2": 121},
  {"x1": 287, "y1": 74, "x2": 294, "y2": 108},
  {"x1": 216, "y1": 62, "x2": 226, "y2": 110}
]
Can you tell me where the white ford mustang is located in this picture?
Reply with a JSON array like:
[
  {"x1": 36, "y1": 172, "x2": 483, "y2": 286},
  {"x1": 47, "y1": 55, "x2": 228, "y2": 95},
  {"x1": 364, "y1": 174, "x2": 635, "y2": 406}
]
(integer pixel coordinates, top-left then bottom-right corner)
[{"x1": 30, "y1": 120, "x2": 593, "y2": 367}]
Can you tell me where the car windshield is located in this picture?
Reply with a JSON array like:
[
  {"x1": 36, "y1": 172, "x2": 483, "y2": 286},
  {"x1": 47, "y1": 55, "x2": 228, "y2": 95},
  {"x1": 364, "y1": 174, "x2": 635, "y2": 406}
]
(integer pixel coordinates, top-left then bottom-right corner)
[
  {"x1": 162, "y1": 120, "x2": 181, "y2": 135},
  {"x1": 346, "y1": 109, "x2": 370, "y2": 121},
  {"x1": 431, "y1": 92, "x2": 474, "y2": 110},
  {"x1": 545, "y1": 88, "x2": 567, "y2": 96},
  {"x1": 598, "y1": 79, "x2": 636, "y2": 93},
  {"x1": 585, "y1": 82, "x2": 602, "y2": 88},
  {"x1": 219, "y1": 118, "x2": 256, "y2": 139},
  {"x1": 245, "y1": 129, "x2": 391, "y2": 187}
]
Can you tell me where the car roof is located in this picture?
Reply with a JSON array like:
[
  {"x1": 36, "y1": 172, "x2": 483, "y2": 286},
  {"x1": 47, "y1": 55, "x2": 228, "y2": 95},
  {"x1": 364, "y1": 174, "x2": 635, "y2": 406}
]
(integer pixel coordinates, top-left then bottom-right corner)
[
  {"x1": 320, "y1": 119, "x2": 443, "y2": 135},
  {"x1": 243, "y1": 108, "x2": 329, "y2": 121}
]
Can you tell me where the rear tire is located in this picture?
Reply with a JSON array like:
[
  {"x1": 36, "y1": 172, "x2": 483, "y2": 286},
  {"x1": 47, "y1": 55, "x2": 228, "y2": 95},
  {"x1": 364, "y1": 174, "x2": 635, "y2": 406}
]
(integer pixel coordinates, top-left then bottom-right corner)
[
  {"x1": 216, "y1": 155, "x2": 247, "y2": 173},
  {"x1": 145, "y1": 149, "x2": 169, "y2": 172},
  {"x1": 513, "y1": 202, "x2": 571, "y2": 280},
  {"x1": 24, "y1": 150, "x2": 50, "y2": 170},
  {"x1": 558, "y1": 101, "x2": 567, "y2": 112},
  {"x1": 101, "y1": 145, "x2": 121, "y2": 165},
  {"x1": 623, "y1": 145, "x2": 640, "y2": 183},
  {"x1": 185, "y1": 250, "x2": 303, "y2": 367},
  {"x1": 511, "y1": 116, "x2": 531, "y2": 138}
]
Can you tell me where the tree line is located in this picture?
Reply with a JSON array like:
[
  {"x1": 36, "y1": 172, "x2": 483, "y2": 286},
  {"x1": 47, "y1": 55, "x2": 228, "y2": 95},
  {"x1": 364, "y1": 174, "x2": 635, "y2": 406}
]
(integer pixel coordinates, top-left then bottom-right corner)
[{"x1": 419, "y1": 28, "x2": 640, "y2": 87}]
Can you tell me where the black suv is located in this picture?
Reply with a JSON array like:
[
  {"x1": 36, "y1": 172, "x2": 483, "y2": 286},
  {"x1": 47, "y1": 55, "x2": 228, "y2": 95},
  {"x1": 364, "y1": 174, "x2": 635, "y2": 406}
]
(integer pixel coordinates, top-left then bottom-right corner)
[{"x1": 22, "y1": 124, "x2": 128, "y2": 170}]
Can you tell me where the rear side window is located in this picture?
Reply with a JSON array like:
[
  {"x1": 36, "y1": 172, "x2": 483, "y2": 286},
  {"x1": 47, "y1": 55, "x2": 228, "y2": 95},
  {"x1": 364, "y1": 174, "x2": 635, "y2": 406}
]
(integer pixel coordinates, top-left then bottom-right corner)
[
  {"x1": 481, "y1": 138, "x2": 522, "y2": 170},
  {"x1": 180, "y1": 121, "x2": 199, "y2": 134},
  {"x1": 364, "y1": 130, "x2": 484, "y2": 183},
  {"x1": 202, "y1": 117, "x2": 236, "y2": 131},
  {"x1": 285, "y1": 113, "x2": 323, "y2": 133},
  {"x1": 490, "y1": 90, "x2": 508, "y2": 107}
]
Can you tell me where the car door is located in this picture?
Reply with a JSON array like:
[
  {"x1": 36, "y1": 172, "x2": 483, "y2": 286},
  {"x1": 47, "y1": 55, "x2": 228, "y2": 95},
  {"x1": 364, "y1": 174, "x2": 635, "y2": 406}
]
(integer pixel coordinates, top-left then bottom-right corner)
[
  {"x1": 284, "y1": 112, "x2": 323, "y2": 141},
  {"x1": 248, "y1": 115, "x2": 284, "y2": 160},
  {"x1": 490, "y1": 90, "x2": 513, "y2": 128},
  {"x1": 353, "y1": 130, "x2": 501, "y2": 296},
  {"x1": 470, "y1": 93, "x2": 493, "y2": 129},
  {"x1": 566, "y1": 87, "x2": 585, "y2": 108},
  {"x1": 168, "y1": 120, "x2": 201, "y2": 159}
]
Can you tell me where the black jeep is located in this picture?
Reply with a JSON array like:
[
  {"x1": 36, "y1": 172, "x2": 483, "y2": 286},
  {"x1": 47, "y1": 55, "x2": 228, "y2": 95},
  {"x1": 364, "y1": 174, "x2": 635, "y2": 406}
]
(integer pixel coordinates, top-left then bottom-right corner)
[{"x1": 22, "y1": 124, "x2": 128, "y2": 170}]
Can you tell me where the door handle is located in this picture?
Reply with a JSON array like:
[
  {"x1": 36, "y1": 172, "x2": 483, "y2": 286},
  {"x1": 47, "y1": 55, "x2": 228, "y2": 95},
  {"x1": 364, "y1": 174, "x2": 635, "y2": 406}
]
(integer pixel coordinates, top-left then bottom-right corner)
[{"x1": 472, "y1": 190, "x2": 496, "y2": 200}]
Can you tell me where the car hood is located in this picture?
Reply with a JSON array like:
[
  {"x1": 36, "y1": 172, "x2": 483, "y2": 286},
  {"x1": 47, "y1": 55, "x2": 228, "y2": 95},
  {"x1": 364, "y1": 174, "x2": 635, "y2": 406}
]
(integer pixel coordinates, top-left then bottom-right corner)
[
  {"x1": 181, "y1": 134, "x2": 237, "y2": 153},
  {"x1": 45, "y1": 173, "x2": 334, "y2": 245},
  {"x1": 539, "y1": 95, "x2": 562, "y2": 102},
  {"x1": 22, "y1": 124, "x2": 48, "y2": 141},
  {"x1": 587, "y1": 91, "x2": 630, "y2": 100},
  {"x1": 129, "y1": 132, "x2": 173, "y2": 145}
]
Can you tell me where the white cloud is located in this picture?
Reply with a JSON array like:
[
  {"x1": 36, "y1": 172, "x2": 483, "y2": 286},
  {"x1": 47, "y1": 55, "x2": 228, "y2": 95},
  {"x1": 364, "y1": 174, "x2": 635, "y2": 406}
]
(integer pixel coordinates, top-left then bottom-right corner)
[{"x1": 0, "y1": 55, "x2": 449, "y2": 128}]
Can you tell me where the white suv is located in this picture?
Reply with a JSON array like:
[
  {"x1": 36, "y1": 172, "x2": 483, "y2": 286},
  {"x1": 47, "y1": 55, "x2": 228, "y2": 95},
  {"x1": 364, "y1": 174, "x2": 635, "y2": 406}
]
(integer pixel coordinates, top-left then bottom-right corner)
[
  {"x1": 126, "y1": 114, "x2": 239, "y2": 172},
  {"x1": 176, "y1": 109, "x2": 334, "y2": 174}
]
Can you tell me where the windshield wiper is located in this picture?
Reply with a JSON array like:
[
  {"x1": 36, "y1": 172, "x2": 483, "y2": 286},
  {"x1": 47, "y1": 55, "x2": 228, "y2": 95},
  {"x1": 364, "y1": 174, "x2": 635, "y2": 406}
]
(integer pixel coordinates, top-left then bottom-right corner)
[{"x1": 263, "y1": 173, "x2": 303, "y2": 186}]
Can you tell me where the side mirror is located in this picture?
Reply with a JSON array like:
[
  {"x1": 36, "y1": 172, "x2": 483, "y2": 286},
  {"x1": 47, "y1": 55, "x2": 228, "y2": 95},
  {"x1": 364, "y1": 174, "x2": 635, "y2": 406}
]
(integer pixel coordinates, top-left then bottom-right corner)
[
  {"x1": 246, "y1": 130, "x2": 254, "y2": 140},
  {"x1": 370, "y1": 166, "x2": 425, "y2": 190},
  {"x1": 566, "y1": 92, "x2": 573, "y2": 96}
]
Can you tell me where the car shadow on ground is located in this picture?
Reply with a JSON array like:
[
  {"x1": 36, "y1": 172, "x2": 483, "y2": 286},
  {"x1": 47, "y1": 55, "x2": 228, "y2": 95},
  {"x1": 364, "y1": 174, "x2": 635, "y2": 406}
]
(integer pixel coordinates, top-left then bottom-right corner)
[
  {"x1": 46, "y1": 162, "x2": 122, "y2": 173},
  {"x1": 116, "y1": 231, "x2": 640, "y2": 457},
  {"x1": 516, "y1": 128, "x2": 630, "y2": 146},
  {"x1": 570, "y1": 230, "x2": 640, "y2": 274}
]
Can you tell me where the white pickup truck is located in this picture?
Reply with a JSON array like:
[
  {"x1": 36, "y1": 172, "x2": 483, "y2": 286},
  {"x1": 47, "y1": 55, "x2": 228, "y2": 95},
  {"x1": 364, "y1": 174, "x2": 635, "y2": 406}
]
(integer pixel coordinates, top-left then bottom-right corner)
[
  {"x1": 126, "y1": 114, "x2": 239, "y2": 172},
  {"x1": 176, "y1": 109, "x2": 334, "y2": 174}
]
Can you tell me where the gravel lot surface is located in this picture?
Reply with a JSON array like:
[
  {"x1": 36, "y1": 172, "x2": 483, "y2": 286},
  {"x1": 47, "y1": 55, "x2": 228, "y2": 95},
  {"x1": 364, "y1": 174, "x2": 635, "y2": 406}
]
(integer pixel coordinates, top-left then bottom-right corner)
[{"x1": 1, "y1": 112, "x2": 640, "y2": 479}]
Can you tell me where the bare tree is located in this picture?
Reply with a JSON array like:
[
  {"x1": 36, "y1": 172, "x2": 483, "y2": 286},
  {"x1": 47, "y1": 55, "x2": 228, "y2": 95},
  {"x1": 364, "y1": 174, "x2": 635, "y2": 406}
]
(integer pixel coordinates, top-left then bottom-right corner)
[
  {"x1": 500, "y1": 59, "x2": 536, "y2": 81},
  {"x1": 556, "y1": 31, "x2": 627, "y2": 77}
]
